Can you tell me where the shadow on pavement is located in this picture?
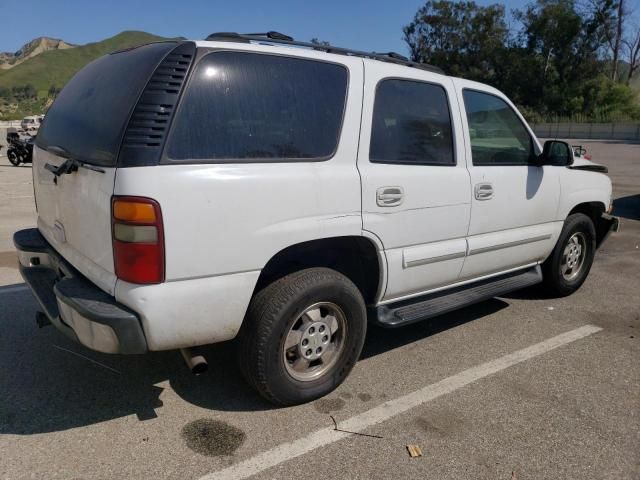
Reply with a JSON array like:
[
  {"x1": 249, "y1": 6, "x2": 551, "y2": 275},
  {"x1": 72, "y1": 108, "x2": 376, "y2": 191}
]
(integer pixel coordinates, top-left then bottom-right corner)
[
  {"x1": 500, "y1": 283, "x2": 554, "y2": 300},
  {"x1": 0, "y1": 284, "x2": 510, "y2": 435},
  {"x1": 613, "y1": 194, "x2": 640, "y2": 221},
  {"x1": 361, "y1": 298, "x2": 508, "y2": 359}
]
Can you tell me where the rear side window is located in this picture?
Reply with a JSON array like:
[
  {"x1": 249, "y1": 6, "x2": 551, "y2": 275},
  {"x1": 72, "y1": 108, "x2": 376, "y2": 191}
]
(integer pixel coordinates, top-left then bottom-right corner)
[
  {"x1": 166, "y1": 52, "x2": 348, "y2": 162},
  {"x1": 370, "y1": 79, "x2": 454, "y2": 165},
  {"x1": 36, "y1": 42, "x2": 177, "y2": 166},
  {"x1": 462, "y1": 90, "x2": 534, "y2": 165}
]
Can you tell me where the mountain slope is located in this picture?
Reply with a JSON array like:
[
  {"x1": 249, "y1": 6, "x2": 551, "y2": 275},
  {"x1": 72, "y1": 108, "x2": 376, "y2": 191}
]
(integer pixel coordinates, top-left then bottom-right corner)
[
  {"x1": 0, "y1": 37, "x2": 75, "y2": 70},
  {"x1": 0, "y1": 31, "x2": 168, "y2": 96}
]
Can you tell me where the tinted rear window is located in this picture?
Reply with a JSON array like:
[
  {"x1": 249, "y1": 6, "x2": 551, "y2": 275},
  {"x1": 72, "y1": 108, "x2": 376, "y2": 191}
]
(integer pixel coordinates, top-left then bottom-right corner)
[
  {"x1": 36, "y1": 42, "x2": 177, "y2": 166},
  {"x1": 166, "y1": 52, "x2": 348, "y2": 162}
]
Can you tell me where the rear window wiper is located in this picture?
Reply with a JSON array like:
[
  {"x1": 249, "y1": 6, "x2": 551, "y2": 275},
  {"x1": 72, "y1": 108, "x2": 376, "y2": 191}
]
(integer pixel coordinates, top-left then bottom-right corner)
[{"x1": 44, "y1": 145, "x2": 105, "y2": 175}]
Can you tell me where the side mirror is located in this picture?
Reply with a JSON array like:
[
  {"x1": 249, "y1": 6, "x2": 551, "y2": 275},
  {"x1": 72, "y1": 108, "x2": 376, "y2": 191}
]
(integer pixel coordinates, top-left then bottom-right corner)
[{"x1": 538, "y1": 140, "x2": 573, "y2": 166}]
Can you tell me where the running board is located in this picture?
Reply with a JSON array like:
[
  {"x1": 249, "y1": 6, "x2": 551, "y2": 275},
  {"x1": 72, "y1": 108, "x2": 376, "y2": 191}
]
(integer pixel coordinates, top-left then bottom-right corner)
[{"x1": 373, "y1": 266, "x2": 543, "y2": 328}]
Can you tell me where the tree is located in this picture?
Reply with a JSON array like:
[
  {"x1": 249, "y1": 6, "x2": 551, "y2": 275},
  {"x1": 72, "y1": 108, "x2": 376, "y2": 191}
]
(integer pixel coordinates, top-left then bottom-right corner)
[
  {"x1": 11, "y1": 84, "x2": 37, "y2": 101},
  {"x1": 403, "y1": 1, "x2": 508, "y2": 83},
  {"x1": 403, "y1": 0, "x2": 640, "y2": 121},
  {"x1": 48, "y1": 85, "x2": 62, "y2": 98},
  {"x1": 514, "y1": 0, "x2": 605, "y2": 115},
  {"x1": 623, "y1": 26, "x2": 640, "y2": 84},
  {"x1": 310, "y1": 38, "x2": 330, "y2": 46},
  {"x1": 611, "y1": 0, "x2": 626, "y2": 80}
]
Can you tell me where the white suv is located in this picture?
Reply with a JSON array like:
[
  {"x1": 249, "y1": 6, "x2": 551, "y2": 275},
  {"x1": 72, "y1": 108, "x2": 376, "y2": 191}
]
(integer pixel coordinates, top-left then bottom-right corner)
[{"x1": 15, "y1": 33, "x2": 618, "y2": 405}]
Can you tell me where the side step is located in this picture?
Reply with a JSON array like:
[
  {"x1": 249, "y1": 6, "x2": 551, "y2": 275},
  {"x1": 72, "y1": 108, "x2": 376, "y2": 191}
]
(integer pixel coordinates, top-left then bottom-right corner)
[{"x1": 373, "y1": 266, "x2": 543, "y2": 328}]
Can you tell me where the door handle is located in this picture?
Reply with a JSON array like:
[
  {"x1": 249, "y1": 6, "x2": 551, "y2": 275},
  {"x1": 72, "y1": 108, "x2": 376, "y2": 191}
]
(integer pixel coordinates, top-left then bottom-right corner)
[
  {"x1": 474, "y1": 182, "x2": 494, "y2": 200},
  {"x1": 377, "y1": 187, "x2": 404, "y2": 207}
]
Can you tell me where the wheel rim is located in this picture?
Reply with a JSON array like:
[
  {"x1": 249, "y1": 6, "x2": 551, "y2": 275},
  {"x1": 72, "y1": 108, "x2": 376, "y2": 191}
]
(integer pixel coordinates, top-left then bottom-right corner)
[
  {"x1": 283, "y1": 302, "x2": 346, "y2": 382},
  {"x1": 561, "y1": 232, "x2": 587, "y2": 281}
]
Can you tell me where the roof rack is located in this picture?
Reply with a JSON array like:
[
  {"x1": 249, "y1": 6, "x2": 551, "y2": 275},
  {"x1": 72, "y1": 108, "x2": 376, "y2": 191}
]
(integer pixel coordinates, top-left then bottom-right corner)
[{"x1": 204, "y1": 31, "x2": 444, "y2": 74}]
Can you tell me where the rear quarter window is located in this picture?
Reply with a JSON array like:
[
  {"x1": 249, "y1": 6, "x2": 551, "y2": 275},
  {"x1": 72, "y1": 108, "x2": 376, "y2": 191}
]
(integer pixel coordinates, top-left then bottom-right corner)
[{"x1": 165, "y1": 52, "x2": 348, "y2": 162}]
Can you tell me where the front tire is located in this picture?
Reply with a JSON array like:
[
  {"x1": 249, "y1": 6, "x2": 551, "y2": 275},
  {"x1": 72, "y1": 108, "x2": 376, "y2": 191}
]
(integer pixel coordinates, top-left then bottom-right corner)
[
  {"x1": 542, "y1": 213, "x2": 596, "y2": 296},
  {"x1": 237, "y1": 268, "x2": 367, "y2": 406},
  {"x1": 7, "y1": 149, "x2": 20, "y2": 166}
]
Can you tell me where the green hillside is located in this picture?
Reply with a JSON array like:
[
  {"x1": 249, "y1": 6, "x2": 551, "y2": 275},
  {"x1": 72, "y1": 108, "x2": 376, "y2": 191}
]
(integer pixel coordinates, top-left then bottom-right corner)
[{"x1": 0, "y1": 31, "x2": 169, "y2": 119}]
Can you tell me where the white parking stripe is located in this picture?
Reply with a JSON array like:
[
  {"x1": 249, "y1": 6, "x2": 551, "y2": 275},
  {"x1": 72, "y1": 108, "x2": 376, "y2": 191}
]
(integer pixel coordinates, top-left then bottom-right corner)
[{"x1": 200, "y1": 324, "x2": 602, "y2": 480}]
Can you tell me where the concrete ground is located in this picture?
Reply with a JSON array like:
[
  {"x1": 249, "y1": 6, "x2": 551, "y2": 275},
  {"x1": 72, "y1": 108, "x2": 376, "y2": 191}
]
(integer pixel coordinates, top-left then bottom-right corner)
[{"x1": 0, "y1": 141, "x2": 638, "y2": 480}]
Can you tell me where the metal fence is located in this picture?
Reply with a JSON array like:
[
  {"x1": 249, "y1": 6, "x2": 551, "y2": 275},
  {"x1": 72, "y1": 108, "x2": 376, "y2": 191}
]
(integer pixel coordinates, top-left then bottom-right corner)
[
  {"x1": 532, "y1": 122, "x2": 640, "y2": 141},
  {"x1": 0, "y1": 121, "x2": 21, "y2": 128},
  {"x1": 0, "y1": 128, "x2": 7, "y2": 150}
]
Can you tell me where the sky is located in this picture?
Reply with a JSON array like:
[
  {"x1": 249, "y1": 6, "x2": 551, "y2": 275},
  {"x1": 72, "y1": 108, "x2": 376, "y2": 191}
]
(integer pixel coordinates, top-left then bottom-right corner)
[{"x1": 2, "y1": 0, "x2": 542, "y2": 55}]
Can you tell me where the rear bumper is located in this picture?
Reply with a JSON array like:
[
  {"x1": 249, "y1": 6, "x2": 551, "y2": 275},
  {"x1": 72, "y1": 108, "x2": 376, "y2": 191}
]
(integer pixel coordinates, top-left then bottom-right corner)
[
  {"x1": 596, "y1": 213, "x2": 619, "y2": 248},
  {"x1": 13, "y1": 228, "x2": 147, "y2": 354}
]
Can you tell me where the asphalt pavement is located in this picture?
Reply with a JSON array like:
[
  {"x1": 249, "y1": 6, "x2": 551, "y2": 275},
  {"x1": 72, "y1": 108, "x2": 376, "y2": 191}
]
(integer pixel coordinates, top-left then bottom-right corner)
[{"x1": 0, "y1": 140, "x2": 638, "y2": 480}]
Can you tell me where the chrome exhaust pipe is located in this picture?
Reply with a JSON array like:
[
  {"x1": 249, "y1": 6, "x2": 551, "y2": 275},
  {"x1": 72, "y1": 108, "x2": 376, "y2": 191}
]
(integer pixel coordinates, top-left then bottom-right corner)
[{"x1": 180, "y1": 348, "x2": 208, "y2": 375}]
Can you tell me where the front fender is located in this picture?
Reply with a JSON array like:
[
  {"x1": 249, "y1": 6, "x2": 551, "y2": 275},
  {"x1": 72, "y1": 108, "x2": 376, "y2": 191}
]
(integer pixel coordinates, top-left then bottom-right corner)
[{"x1": 557, "y1": 168, "x2": 612, "y2": 220}]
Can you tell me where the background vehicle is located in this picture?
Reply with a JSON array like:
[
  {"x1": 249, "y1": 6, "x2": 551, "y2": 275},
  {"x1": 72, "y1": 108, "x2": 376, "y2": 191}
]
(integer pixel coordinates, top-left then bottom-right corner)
[
  {"x1": 20, "y1": 115, "x2": 41, "y2": 132},
  {"x1": 572, "y1": 144, "x2": 592, "y2": 160},
  {"x1": 14, "y1": 33, "x2": 618, "y2": 405},
  {"x1": 6, "y1": 128, "x2": 34, "y2": 166}
]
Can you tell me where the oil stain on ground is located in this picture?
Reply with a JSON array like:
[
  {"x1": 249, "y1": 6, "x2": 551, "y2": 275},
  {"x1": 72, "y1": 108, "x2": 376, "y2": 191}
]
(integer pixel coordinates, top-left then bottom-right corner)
[
  {"x1": 416, "y1": 409, "x2": 465, "y2": 437},
  {"x1": 314, "y1": 397, "x2": 345, "y2": 413},
  {"x1": 181, "y1": 419, "x2": 246, "y2": 457}
]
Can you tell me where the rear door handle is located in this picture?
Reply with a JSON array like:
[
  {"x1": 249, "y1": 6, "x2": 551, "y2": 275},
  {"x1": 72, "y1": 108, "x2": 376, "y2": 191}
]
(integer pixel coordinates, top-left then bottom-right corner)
[
  {"x1": 474, "y1": 182, "x2": 494, "y2": 200},
  {"x1": 377, "y1": 187, "x2": 404, "y2": 207}
]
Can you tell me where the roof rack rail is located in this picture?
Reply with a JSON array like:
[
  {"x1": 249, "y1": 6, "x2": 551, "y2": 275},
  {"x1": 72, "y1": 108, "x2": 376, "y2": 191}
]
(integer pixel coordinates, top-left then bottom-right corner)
[{"x1": 204, "y1": 32, "x2": 444, "y2": 74}]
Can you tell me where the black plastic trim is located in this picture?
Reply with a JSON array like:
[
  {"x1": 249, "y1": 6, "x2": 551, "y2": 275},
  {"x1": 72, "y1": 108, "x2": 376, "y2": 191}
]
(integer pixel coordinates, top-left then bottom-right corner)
[
  {"x1": 14, "y1": 228, "x2": 147, "y2": 354},
  {"x1": 373, "y1": 266, "x2": 543, "y2": 328},
  {"x1": 204, "y1": 32, "x2": 444, "y2": 74},
  {"x1": 595, "y1": 213, "x2": 619, "y2": 248},
  {"x1": 117, "y1": 41, "x2": 197, "y2": 167},
  {"x1": 568, "y1": 164, "x2": 609, "y2": 173},
  {"x1": 54, "y1": 278, "x2": 146, "y2": 354}
]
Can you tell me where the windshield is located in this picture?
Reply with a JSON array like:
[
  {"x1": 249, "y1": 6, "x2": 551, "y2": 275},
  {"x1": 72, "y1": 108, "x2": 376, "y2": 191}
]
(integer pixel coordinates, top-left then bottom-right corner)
[{"x1": 36, "y1": 42, "x2": 177, "y2": 166}]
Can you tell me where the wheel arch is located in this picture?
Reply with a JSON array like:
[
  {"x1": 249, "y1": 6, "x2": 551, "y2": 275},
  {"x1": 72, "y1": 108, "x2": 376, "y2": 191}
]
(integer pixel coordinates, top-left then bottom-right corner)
[
  {"x1": 568, "y1": 201, "x2": 606, "y2": 224},
  {"x1": 567, "y1": 201, "x2": 612, "y2": 247},
  {"x1": 253, "y1": 235, "x2": 385, "y2": 305}
]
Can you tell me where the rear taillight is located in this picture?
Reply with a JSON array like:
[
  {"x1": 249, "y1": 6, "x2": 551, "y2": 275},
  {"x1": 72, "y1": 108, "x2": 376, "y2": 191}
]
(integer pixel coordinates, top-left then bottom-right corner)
[{"x1": 112, "y1": 196, "x2": 165, "y2": 284}]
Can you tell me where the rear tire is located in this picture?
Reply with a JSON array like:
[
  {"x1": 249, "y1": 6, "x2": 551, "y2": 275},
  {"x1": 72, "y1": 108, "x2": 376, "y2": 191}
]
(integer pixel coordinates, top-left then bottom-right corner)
[
  {"x1": 542, "y1": 213, "x2": 596, "y2": 296},
  {"x1": 237, "y1": 267, "x2": 367, "y2": 406}
]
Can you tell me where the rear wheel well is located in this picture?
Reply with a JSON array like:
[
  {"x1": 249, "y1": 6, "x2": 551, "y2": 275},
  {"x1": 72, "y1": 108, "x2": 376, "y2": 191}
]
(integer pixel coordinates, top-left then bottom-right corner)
[{"x1": 254, "y1": 237, "x2": 382, "y2": 305}]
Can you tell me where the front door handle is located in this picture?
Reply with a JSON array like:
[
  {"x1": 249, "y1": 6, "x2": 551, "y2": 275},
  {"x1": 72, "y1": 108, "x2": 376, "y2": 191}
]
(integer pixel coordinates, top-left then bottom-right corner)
[
  {"x1": 377, "y1": 186, "x2": 404, "y2": 207},
  {"x1": 474, "y1": 182, "x2": 494, "y2": 200}
]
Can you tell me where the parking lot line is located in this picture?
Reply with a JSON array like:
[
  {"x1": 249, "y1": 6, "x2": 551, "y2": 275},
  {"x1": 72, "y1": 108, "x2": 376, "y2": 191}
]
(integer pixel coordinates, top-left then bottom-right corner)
[{"x1": 199, "y1": 324, "x2": 602, "y2": 480}]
